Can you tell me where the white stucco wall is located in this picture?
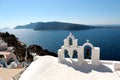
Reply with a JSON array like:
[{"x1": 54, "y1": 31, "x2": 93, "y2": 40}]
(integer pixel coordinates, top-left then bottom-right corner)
[
  {"x1": 114, "y1": 62, "x2": 120, "y2": 70},
  {"x1": 58, "y1": 33, "x2": 101, "y2": 66},
  {"x1": 92, "y1": 47, "x2": 100, "y2": 66}
]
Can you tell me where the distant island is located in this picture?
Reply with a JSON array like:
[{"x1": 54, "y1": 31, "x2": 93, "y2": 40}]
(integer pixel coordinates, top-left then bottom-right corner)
[
  {"x1": 14, "y1": 21, "x2": 120, "y2": 30},
  {"x1": 14, "y1": 21, "x2": 96, "y2": 30}
]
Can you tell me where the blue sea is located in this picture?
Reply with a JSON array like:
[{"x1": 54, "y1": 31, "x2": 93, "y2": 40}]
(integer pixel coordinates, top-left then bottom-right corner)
[{"x1": 0, "y1": 28, "x2": 120, "y2": 61}]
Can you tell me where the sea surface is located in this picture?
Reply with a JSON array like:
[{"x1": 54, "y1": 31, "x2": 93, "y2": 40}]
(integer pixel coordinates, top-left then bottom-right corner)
[{"x1": 0, "y1": 28, "x2": 120, "y2": 61}]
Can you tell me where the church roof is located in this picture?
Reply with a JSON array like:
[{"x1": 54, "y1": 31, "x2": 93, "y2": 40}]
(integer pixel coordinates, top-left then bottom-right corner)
[{"x1": 67, "y1": 32, "x2": 75, "y2": 40}]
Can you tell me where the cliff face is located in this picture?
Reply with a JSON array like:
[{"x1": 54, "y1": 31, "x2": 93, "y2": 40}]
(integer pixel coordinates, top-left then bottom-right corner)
[
  {"x1": 0, "y1": 32, "x2": 26, "y2": 61},
  {"x1": 34, "y1": 22, "x2": 95, "y2": 30},
  {"x1": 0, "y1": 32, "x2": 57, "y2": 62}
]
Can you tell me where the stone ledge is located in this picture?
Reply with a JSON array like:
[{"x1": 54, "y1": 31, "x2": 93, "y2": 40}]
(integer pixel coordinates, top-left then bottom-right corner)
[{"x1": 114, "y1": 62, "x2": 120, "y2": 70}]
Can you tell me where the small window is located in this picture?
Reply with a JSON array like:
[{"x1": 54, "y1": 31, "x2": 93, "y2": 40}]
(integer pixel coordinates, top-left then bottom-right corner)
[
  {"x1": 0, "y1": 55, "x2": 4, "y2": 58},
  {"x1": 72, "y1": 50, "x2": 78, "y2": 58},
  {"x1": 69, "y1": 37, "x2": 73, "y2": 45},
  {"x1": 64, "y1": 50, "x2": 70, "y2": 58},
  {"x1": 84, "y1": 46, "x2": 92, "y2": 59}
]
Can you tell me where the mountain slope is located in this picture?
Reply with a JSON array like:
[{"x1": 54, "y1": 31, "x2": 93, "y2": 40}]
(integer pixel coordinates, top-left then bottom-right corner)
[
  {"x1": 15, "y1": 22, "x2": 38, "y2": 29},
  {"x1": 14, "y1": 21, "x2": 95, "y2": 30},
  {"x1": 34, "y1": 21, "x2": 95, "y2": 30}
]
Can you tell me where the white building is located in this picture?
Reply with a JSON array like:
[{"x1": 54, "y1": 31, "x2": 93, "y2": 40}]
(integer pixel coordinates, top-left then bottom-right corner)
[
  {"x1": 0, "y1": 38, "x2": 16, "y2": 68},
  {"x1": 0, "y1": 39, "x2": 8, "y2": 51},
  {"x1": 18, "y1": 33, "x2": 120, "y2": 80},
  {"x1": 58, "y1": 33, "x2": 120, "y2": 69},
  {"x1": 0, "y1": 38, "x2": 14, "y2": 52}
]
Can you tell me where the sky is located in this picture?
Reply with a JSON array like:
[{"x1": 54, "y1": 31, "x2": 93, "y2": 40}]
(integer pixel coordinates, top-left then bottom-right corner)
[{"x1": 0, "y1": 0, "x2": 120, "y2": 28}]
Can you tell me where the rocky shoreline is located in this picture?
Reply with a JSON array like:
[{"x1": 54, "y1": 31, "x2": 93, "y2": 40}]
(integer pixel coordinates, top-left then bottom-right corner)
[{"x1": 0, "y1": 32, "x2": 57, "y2": 63}]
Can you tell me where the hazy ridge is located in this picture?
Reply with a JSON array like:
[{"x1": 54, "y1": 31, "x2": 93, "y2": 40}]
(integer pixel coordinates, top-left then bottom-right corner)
[{"x1": 14, "y1": 21, "x2": 96, "y2": 30}]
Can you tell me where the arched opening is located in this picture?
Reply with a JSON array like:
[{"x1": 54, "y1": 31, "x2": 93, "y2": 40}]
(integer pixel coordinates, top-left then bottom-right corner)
[
  {"x1": 72, "y1": 50, "x2": 78, "y2": 58},
  {"x1": 69, "y1": 37, "x2": 73, "y2": 45},
  {"x1": 64, "y1": 50, "x2": 70, "y2": 58},
  {"x1": 72, "y1": 50, "x2": 78, "y2": 61},
  {"x1": 84, "y1": 46, "x2": 92, "y2": 59}
]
